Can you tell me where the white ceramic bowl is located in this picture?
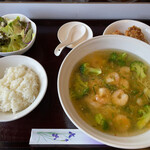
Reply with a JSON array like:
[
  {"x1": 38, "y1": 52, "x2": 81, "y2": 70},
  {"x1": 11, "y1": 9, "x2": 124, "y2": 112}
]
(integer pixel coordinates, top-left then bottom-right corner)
[
  {"x1": 103, "y1": 20, "x2": 150, "y2": 44},
  {"x1": 0, "y1": 55, "x2": 48, "y2": 122},
  {"x1": 58, "y1": 35, "x2": 150, "y2": 149},
  {"x1": 0, "y1": 14, "x2": 37, "y2": 56}
]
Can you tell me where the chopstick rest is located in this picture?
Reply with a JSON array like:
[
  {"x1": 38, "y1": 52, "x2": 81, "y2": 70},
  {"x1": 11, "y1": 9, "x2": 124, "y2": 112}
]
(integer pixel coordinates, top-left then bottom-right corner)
[{"x1": 29, "y1": 129, "x2": 103, "y2": 145}]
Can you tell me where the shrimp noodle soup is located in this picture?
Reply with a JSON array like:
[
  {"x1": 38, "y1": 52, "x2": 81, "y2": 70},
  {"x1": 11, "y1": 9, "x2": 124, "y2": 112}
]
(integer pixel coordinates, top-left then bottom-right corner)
[{"x1": 69, "y1": 50, "x2": 150, "y2": 137}]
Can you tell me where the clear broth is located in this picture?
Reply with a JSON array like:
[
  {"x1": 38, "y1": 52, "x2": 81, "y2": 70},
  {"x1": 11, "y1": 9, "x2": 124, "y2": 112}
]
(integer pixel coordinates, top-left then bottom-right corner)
[{"x1": 69, "y1": 49, "x2": 150, "y2": 136}]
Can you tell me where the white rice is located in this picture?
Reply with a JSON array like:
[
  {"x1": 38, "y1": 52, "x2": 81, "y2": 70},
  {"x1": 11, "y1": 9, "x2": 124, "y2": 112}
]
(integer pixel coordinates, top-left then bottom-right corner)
[{"x1": 0, "y1": 65, "x2": 40, "y2": 113}]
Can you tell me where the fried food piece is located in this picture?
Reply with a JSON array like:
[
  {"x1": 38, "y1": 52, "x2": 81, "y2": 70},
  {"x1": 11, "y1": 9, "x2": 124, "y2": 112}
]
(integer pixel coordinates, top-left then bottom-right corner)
[
  {"x1": 125, "y1": 26, "x2": 148, "y2": 43},
  {"x1": 112, "y1": 30, "x2": 124, "y2": 35}
]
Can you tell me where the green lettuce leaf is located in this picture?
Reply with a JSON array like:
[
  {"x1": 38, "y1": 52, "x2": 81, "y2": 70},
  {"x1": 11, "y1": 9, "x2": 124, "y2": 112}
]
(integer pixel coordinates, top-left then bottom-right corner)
[{"x1": 1, "y1": 35, "x2": 26, "y2": 52}]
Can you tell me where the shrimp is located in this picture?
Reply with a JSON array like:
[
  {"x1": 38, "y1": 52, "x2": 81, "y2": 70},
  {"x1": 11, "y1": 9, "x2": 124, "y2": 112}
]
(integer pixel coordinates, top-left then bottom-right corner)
[
  {"x1": 105, "y1": 72, "x2": 120, "y2": 85},
  {"x1": 119, "y1": 66, "x2": 131, "y2": 79},
  {"x1": 119, "y1": 78, "x2": 129, "y2": 89},
  {"x1": 113, "y1": 114, "x2": 131, "y2": 132},
  {"x1": 87, "y1": 98, "x2": 101, "y2": 108},
  {"x1": 87, "y1": 88, "x2": 111, "y2": 108},
  {"x1": 136, "y1": 98, "x2": 143, "y2": 106},
  {"x1": 95, "y1": 88, "x2": 111, "y2": 105},
  {"x1": 112, "y1": 89, "x2": 128, "y2": 106}
]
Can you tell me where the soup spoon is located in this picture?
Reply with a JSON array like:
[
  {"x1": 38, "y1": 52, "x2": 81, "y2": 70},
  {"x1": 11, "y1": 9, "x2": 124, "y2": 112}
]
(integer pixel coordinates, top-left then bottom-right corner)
[{"x1": 54, "y1": 24, "x2": 86, "y2": 56}]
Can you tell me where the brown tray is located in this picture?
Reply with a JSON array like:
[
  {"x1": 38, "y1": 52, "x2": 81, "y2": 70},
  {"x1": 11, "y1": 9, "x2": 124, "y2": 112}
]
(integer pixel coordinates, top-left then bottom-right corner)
[{"x1": 0, "y1": 19, "x2": 150, "y2": 150}]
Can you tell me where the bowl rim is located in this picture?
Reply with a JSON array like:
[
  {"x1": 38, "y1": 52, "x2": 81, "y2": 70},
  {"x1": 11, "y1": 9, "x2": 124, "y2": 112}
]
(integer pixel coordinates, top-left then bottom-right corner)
[
  {"x1": 57, "y1": 34, "x2": 150, "y2": 149},
  {"x1": 0, "y1": 55, "x2": 48, "y2": 122},
  {"x1": 0, "y1": 13, "x2": 37, "y2": 55}
]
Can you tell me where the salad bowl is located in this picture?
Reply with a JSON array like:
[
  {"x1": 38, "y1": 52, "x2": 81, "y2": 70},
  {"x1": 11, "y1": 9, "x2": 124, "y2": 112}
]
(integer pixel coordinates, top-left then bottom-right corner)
[{"x1": 0, "y1": 14, "x2": 37, "y2": 56}]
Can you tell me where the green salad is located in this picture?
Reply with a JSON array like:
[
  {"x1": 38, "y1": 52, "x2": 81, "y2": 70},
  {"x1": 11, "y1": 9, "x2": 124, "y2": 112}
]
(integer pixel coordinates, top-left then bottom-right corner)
[{"x1": 0, "y1": 16, "x2": 33, "y2": 52}]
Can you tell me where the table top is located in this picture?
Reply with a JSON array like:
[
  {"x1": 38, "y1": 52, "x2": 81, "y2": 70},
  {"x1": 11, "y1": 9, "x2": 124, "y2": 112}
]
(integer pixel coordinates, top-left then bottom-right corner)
[{"x1": 0, "y1": 19, "x2": 150, "y2": 150}]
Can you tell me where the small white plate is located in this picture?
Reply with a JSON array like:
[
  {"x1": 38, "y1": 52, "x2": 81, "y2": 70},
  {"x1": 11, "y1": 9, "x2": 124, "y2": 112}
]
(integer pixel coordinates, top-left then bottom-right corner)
[
  {"x1": 58, "y1": 21, "x2": 93, "y2": 48},
  {"x1": 103, "y1": 20, "x2": 150, "y2": 44}
]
